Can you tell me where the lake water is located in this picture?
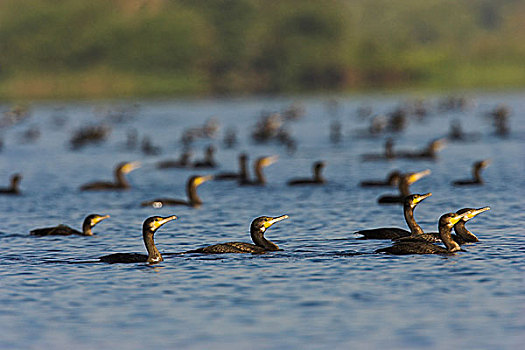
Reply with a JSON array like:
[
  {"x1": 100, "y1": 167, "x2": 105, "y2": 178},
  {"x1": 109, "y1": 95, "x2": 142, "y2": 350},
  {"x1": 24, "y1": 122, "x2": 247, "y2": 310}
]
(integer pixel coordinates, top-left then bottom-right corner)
[{"x1": 0, "y1": 91, "x2": 523, "y2": 349}]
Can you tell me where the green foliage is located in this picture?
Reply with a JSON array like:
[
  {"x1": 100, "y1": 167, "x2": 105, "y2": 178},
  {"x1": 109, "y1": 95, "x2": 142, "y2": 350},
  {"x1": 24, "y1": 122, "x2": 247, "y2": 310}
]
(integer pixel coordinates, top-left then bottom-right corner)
[{"x1": 0, "y1": 0, "x2": 524, "y2": 99}]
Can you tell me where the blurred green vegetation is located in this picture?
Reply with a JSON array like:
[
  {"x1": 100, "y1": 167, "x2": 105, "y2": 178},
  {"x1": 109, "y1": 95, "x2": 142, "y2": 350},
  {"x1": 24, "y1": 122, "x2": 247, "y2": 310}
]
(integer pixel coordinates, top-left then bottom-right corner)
[{"x1": 1, "y1": 0, "x2": 524, "y2": 99}]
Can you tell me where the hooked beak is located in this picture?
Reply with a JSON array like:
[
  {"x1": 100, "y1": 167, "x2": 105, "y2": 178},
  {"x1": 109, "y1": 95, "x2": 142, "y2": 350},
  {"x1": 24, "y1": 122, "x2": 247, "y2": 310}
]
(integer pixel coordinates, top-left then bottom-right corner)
[
  {"x1": 264, "y1": 214, "x2": 289, "y2": 228},
  {"x1": 123, "y1": 161, "x2": 141, "y2": 173},
  {"x1": 93, "y1": 214, "x2": 110, "y2": 224},
  {"x1": 156, "y1": 215, "x2": 178, "y2": 228},
  {"x1": 461, "y1": 207, "x2": 490, "y2": 221},
  {"x1": 260, "y1": 155, "x2": 279, "y2": 168},
  {"x1": 407, "y1": 169, "x2": 431, "y2": 184},
  {"x1": 196, "y1": 175, "x2": 214, "y2": 186},
  {"x1": 415, "y1": 192, "x2": 432, "y2": 204}
]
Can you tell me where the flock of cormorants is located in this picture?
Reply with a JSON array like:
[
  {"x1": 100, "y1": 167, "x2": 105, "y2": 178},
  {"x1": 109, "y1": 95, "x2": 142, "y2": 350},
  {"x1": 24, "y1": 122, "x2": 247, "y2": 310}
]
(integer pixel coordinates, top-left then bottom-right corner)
[{"x1": 1, "y1": 97, "x2": 507, "y2": 264}]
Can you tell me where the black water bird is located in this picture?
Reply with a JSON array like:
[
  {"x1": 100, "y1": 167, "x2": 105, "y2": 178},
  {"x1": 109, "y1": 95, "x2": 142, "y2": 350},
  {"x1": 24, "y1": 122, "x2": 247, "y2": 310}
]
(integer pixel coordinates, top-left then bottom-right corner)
[
  {"x1": 30, "y1": 214, "x2": 110, "y2": 237},
  {"x1": 184, "y1": 215, "x2": 288, "y2": 254},
  {"x1": 356, "y1": 193, "x2": 431, "y2": 239},
  {"x1": 452, "y1": 160, "x2": 490, "y2": 186},
  {"x1": 193, "y1": 145, "x2": 217, "y2": 168},
  {"x1": 240, "y1": 156, "x2": 278, "y2": 186},
  {"x1": 396, "y1": 138, "x2": 446, "y2": 160},
  {"x1": 287, "y1": 161, "x2": 326, "y2": 186},
  {"x1": 359, "y1": 170, "x2": 400, "y2": 187},
  {"x1": 361, "y1": 138, "x2": 395, "y2": 161},
  {"x1": 99, "y1": 216, "x2": 176, "y2": 264},
  {"x1": 394, "y1": 207, "x2": 490, "y2": 244},
  {"x1": 80, "y1": 161, "x2": 140, "y2": 191},
  {"x1": 377, "y1": 169, "x2": 431, "y2": 204},
  {"x1": 375, "y1": 212, "x2": 467, "y2": 255},
  {"x1": 157, "y1": 151, "x2": 193, "y2": 169},
  {"x1": 141, "y1": 175, "x2": 213, "y2": 208},
  {"x1": 215, "y1": 153, "x2": 248, "y2": 181},
  {"x1": 0, "y1": 173, "x2": 22, "y2": 195}
]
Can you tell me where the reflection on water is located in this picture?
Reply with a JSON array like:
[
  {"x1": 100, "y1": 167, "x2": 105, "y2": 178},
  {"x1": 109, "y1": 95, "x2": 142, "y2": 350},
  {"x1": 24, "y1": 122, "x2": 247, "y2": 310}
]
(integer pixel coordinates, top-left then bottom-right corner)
[{"x1": 0, "y1": 92, "x2": 524, "y2": 349}]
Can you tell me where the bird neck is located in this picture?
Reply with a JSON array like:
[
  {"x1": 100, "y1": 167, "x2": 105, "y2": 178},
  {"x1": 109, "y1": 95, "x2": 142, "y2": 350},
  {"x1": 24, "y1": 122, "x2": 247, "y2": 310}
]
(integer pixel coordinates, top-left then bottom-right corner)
[
  {"x1": 404, "y1": 203, "x2": 424, "y2": 235},
  {"x1": 398, "y1": 179, "x2": 411, "y2": 196},
  {"x1": 187, "y1": 182, "x2": 202, "y2": 205},
  {"x1": 10, "y1": 178, "x2": 20, "y2": 192},
  {"x1": 143, "y1": 230, "x2": 163, "y2": 264},
  {"x1": 115, "y1": 169, "x2": 129, "y2": 188},
  {"x1": 82, "y1": 220, "x2": 94, "y2": 236},
  {"x1": 313, "y1": 166, "x2": 324, "y2": 182},
  {"x1": 439, "y1": 223, "x2": 461, "y2": 252},
  {"x1": 239, "y1": 157, "x2": 249, "y2": 182},
  {"x1": 454, "y1": 221, "x2": 479, "y2": 243},
  {"x1": 251, "y1": 227, "x2": 279, "y2": 251},
  {"x1": 255, "y1": 164, "x2": 266, "y2": 184},
  {"x1": 472, "y1": 166, "x2": 483, "y2": 183}
]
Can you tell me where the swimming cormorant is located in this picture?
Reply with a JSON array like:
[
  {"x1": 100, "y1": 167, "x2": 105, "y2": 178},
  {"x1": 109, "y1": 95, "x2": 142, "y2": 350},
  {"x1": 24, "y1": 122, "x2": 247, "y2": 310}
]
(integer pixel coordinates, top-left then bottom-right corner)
[
  {"x1": 184, "y1": 215, "x2": 288, "y2": 254},
  {"x1": 240, "y1": 156, "x2": 278, "y2": 185},
  {"x1": 141, "y1": 175, "x2": 213, "y2": 208},
  {"x1": 394, "y1": 206, "x2": 490, "y2": 244},
  {"x1": 215, "y1": 153, "x2": 248, "y2": 181},
  {"x1": 361, "y1": 138, "x2": 395, "y2": 161},
  {"x1": 30, "y1": 214, "x2": 110, "y2": 236},
  {"x1": 80, "y1": 161, "x2": 140, "y2": 191},
  {"x1": 287, "y1": 161, "x2": 325, "y2": 186},
  {"x1": 99, "y1": 215, "x2": 176, "y2": 264},
  {"x1": 193, "y1": 145, "x2": 217, "y2": 168},
  {"x1": 378, "y1": 169, "x2": 431, "y2": 204},
  {"x1": 452, "y1": 160, "x2": 490, "y2": 186},
  {"x1": 359, "y1": 170, "x2": 400, "y2": 187},
  {"x1": 396, "y1": 138, "x2": 446, "y2": 160},
  {"x1": 157, "y1": 151, "x2": 192, "y2": 169},
  {"x1": 376, "y1": 212, "x2": 467, "y2": 255},
  {"x1": 356, "y1": 193, "x2": 431, "y2": 239},
  {"x1": 0, "y1": 173, "x2": 22, "y2": 195}
]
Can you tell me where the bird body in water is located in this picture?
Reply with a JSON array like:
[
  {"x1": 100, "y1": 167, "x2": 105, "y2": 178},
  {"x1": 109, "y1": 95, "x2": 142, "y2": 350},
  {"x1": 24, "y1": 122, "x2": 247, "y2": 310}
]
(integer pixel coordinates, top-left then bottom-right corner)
[
  {"x1": 193, "y1": 145, "x2": 217, "y2": 168},
  {"x1": 30, "y1": 214, "x2": 110, "y2": 236},
  {"x1": 240, "y1": 156, "x2": 278, "y2": 186},
  {"x1": 215, "y1": 153, "x2": 248, "y2": 181},
  {"x1": 80, "y1": 162, "x2": 140, "y2": 191},
  {"x1": 378, "y1": 169, "x2": 431, "y2": 204},
  {"x1": 157, "y1": 151, "x2": 192, "y2": 169},
  {"x1": 288, "y1": 161, "x2": 326, "y2": 186},
  {"x1": 453, "y1": 160, "x2": 490, "y2": 186},
  {"x1": 359, "y1": 170, "x2": 400, "y2": 187},
  {"x1": 99, "y1": 216, "x2": 176, "y2": 264},
  {"x1": 141, "y1": 175, "x2": 212, "y2": 208},
  {"x1": 0, "y1": 173, "x2": 22, "y2": 195},
  {"x1": 356, "y1": 193, "x2": 431, "y2": 239},
  {"x1": 361, "y1": 138, "x2": 395, "y2": 161},
  {"x1": 376, "y1": 212, "x2": 467, "y2": 255},
  {"x1": 394, "y1": 207, "x2": 490, "y2": 244},
  {"x1": 185, "y1": 215, "x2": 288, "y2": 254},
  {"x1": 396, "y1": 139, "x2": 446, "y2": 160}
]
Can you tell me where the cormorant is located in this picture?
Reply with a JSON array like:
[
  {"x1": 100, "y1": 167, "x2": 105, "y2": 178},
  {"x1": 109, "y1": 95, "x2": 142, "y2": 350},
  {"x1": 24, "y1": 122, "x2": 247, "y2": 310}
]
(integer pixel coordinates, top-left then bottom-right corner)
[
  {"x1": 396, "y1": 139, "x2": 446, "y2": 160},
  {"x1": 355, "y1": 193, "x2": 431, "y2": 239},
  {"x1": 361, "y1": 138, "x2": 395, "y2": 161},
  {"x1": 193, "y1": 145, "x2": 217, "y2": 168},
  {"x1": 215, "y1": 153, "x2": 248, "y2": 181},
  {"x1": 99, "y1": 215, "x2": 176, "y2": 264},
  {"x1": 80, "y1": 161, "x2": 140, "y2": 191},
  {"x1": 0, "y1": 173, "x2": 22, "y2": 195},
  {"x1": 452, "y1": 160, "x2": 490, "y2": 186},
  {"x1": 184, "y1": 215, "x2": 288, "y2": 254},
  {"x1": 240, "y1": 156, "x2": 278, "y2": 185},
  {"x1": 288, "y1": 161, "x2": 326, "y2": 186},
  {"x1": 378, "y1": 169, "x2": 431, "y2": 204},
  {"x1": 393, "y1": 206, "x2": 490, "y2": 244},
  {"x1": 376, "y1": 212, "x2": 467, "y2": 255},
  {"x1": 157, "y1": 151, "x2": 192, "y2": 169},
  {"x1": 141, "y1": 175, "x2": 213, "y2": 208},
  {"x1": 359, "y1": 170, "x2": 400, "y2": 187},
  {"x1": 30, "y1": 214, "x2": 110, "y2": 236}
]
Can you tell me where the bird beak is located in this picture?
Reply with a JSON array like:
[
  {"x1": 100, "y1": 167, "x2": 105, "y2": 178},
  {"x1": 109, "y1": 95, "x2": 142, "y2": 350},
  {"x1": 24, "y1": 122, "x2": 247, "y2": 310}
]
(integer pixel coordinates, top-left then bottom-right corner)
[
  {"x1": 408, "y1": 169, "x2": 431, "y2": 184},
  {"x1": 462, "y1": 207, "x2": 490, "y2": 221},
  {"x1": 450, "y1": 213, "x2": 467, "y2": 225},
  {"x1": 415, "y1": 192, "x2": 432, "y2": 204},
  {"x1": 124, "y1": 161, "x2": 141, "y2": 173},
  {"x1": 157, "y1": 215, "x2": 178, "y2": 227},
  {"x1": 481, "y1": 159, "x2": 491, "y2": 167},
  {"x1": 262, "y1": 155, "x2": 279, "y2": 167},
  {"x1": 265, "y1": 214, "x2": 289, "y2": 228},
  {"x1": 196, "y1": 175, "x2": 214, "y2": 185},
  {"x1": 93, "y1": 215, "x2": 110, "y2": 224}
]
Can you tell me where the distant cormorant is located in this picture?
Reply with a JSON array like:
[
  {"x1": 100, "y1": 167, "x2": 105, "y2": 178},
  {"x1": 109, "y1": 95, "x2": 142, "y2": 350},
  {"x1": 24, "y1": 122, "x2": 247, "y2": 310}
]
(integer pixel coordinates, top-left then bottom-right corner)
[
  {"x1": 141, "y1": 175, "x2": 213, "y2": 208},
  {"x1": 0, "y1": 173, "x2": 22, "y2": 195},
  {"x1": 240, "y1": 156, "x2": 278, "y2": 185},
  {"x1": 30, "y1": 214, "x2": 110, "y2": 236},
  {"x1": 359, "y1": 170, "x2": 400, "y2": 187},
  {"x1": 452, "y1": 160, "x2": 490, "y2": 186},
  {"x1": 80, "y1": 161, "x2": 140, "y2": 191},
  {"x1": 287, "y1": 161, "x2": 326, "y2": 185},
  {"x1": 377, "y1": 169, "x2": 431, "y2": 204},
  {"x1": 215, "y1": 153, "x2": 248, "y2": 181}
]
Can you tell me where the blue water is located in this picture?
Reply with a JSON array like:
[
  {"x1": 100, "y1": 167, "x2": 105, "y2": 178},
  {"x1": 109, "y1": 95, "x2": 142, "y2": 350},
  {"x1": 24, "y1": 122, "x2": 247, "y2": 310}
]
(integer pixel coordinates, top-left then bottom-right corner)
[{"x1": 0, "y1": 92, "x2": 524, "y2": 349}]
